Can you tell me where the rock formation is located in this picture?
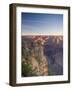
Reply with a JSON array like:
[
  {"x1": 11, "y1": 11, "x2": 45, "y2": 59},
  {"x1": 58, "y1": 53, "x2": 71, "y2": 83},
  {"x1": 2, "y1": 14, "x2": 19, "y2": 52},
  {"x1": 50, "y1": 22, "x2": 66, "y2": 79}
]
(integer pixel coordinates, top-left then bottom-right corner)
[{"x1": 22, "y1": 37, "x2": 48, "y2": 76}]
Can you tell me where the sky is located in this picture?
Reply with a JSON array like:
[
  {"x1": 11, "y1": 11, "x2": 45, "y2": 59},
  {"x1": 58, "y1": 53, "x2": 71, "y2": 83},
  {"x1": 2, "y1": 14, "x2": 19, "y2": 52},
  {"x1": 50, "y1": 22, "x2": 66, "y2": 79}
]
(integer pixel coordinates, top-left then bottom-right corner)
[{"x1": 21, "y1": 13, "x2": 63, "y2": 35}]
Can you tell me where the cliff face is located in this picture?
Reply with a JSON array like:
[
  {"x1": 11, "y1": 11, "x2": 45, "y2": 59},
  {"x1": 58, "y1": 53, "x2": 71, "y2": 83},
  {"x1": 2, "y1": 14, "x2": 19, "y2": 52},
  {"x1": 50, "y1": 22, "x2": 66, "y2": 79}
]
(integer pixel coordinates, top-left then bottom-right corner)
[
  {"x1": 22, "y1": 40, "x2": 48, "y2": 76},
  {"x1": 30, "y1": 45, "x2": 48, "y2": 76}
]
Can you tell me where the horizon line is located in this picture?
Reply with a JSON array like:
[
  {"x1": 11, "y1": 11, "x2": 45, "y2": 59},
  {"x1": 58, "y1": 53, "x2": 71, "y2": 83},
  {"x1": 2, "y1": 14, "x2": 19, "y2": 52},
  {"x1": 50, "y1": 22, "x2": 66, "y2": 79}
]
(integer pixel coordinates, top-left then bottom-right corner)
[{"x1": 21, "y1": 34, "x2": 63, "y2": 36}]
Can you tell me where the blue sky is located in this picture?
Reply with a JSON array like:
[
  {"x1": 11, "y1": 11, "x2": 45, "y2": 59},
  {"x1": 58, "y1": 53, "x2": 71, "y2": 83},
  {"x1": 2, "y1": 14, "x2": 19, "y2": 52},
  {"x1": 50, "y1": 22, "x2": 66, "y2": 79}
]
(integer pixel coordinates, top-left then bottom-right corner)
[{"x1": 21, "y1": 13, "x2": 63, "y2": 35}]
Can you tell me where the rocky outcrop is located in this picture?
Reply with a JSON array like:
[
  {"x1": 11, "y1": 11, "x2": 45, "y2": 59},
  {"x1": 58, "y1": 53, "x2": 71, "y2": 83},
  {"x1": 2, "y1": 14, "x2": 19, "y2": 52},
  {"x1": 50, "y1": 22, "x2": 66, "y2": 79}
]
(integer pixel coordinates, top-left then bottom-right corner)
[
  {"x1": 30, "y1": 46, "x2": 48, "y2": 76},
  {"x1": 22, "y1": 40, "x2": 48, "y2": 76}
]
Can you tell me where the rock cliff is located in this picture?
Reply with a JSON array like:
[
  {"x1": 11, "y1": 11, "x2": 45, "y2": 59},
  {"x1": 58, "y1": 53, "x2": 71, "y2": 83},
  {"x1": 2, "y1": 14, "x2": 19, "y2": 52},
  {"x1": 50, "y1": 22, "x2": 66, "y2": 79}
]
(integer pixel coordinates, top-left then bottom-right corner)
[{"x1": 22, "y1": 38, "x2": 48, "y2": 76}]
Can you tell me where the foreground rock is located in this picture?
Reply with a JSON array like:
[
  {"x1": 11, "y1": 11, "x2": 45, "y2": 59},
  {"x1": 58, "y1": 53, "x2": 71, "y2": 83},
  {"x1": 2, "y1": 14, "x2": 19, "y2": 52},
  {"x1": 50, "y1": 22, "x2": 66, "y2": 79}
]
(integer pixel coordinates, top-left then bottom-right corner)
[{"x1": 22, "y1": 41, "x2": 48, "y2": 76}]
